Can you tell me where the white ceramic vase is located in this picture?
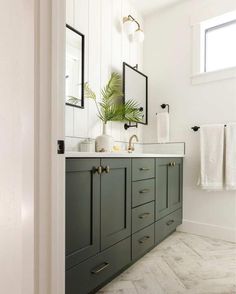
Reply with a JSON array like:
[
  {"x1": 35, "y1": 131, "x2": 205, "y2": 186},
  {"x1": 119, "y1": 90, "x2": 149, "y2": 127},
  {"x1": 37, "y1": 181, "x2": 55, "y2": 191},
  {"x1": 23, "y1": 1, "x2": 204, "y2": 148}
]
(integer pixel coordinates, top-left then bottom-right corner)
[{"x1": 95, "y1": 123, "x2": 114, "y2": 152}]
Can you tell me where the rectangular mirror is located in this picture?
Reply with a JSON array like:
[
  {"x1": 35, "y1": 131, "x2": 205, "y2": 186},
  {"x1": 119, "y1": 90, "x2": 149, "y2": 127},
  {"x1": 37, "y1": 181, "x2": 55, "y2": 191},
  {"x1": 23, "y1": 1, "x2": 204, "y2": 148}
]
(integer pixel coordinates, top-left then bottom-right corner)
[
  {"x1": 65, "y1": 24, "x2": 84, "y2": 108},
  {"x1": 123, "y1": 62, "x2": 148, "y2": 125}
]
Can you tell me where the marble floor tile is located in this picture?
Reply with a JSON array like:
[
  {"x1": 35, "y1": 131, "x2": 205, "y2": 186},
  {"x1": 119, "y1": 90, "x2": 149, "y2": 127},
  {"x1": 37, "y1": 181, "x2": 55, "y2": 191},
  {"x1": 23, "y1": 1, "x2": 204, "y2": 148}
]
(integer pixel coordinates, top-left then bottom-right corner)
[{"x1": 97, "y1": 232, "x2": 236, "y2": 294}]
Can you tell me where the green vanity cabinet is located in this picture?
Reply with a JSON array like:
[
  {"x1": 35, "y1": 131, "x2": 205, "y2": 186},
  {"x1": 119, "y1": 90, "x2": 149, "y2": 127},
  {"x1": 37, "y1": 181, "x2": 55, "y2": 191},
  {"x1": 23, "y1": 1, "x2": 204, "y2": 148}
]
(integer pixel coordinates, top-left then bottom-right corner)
[
  {"x1": 66, "y1": 159, "x2": 101, "y2": 270},
  {"x1": 101, "y1": 159, "x2": 131, "y2": 250},
  {"x1": 155, "y1": 208, "x2": 182, "y2": 244},
  {"x1": 156, "y1": 158, "x2": 183, "y2": 221},
  {"x1": 66, "y1": 156, "x2": 183, "y2": 294},
  {"x1": 66, "y1": 237, "x2": 131, "y2": 294}
]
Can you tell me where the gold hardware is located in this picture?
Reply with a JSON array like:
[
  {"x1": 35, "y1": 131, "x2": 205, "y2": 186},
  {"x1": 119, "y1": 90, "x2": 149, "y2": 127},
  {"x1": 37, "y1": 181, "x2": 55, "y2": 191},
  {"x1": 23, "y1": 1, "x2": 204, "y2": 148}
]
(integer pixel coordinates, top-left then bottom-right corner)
[
  {"x1": 93, "y1": 166, "x2": 102, "y2": 174},
  {"x1": 139, "y1": 212, "x2": 151, "y2": 219},
  {"x1": 138, "y1": 235, "x2": 150, "y2": 244},
  {"x1": 140, "y1": 167, "x2": 150, "y2": 171},
  {"x1": 91, "y1": 262, "x2": 109, "y2": 275},
  {"x1": 166, "y1": 220, "x2": 174, "y2": 226},
  {"x1": 169, "y1": 162, "x2": 176, "y2": 167},
  {"x1": 103, "y1": 166, "x2": 110, "y2": 174},
  {"x1": 139, "y1": 189, "x2": 150, "y2": 194},
  {"x1": 127, "y1": 134, "x2": 139, "y2": 153}
]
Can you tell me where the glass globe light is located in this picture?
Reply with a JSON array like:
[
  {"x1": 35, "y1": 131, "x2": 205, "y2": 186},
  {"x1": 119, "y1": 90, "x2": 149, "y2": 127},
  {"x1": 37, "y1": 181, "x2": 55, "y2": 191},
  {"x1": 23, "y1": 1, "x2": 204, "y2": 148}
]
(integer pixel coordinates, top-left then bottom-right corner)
[
  {"x1": 133, "y1": 29, "x2": 145, "y2": 43},
  {"x1": 123, "y1": 17, "x2": 136, "y2": 35}
]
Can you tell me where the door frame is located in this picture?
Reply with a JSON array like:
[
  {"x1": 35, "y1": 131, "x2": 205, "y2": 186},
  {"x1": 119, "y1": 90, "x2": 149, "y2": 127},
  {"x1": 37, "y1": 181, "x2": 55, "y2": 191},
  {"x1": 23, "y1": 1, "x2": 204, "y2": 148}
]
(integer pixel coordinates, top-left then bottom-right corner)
[
  {"x1": 23, "y1": 0, "x2": 66, "y2": 293},
  {"x1": 51, "y1": 0, "x2": 66, "y2": 293}
]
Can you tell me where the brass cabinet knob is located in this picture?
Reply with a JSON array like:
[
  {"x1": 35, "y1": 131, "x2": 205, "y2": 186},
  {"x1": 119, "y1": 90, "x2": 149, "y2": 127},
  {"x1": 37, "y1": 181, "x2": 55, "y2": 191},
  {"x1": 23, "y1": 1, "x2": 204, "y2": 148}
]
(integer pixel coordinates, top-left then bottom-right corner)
[
  {"x1": 103, "y1": 166, "x2": 110, "y2": 174},
  {"x1": 93, "y1": 166, "x2": 102, "y2": 174},
  {"x1": 169, "y1": 162, "x2": 176, "y2": 167}
]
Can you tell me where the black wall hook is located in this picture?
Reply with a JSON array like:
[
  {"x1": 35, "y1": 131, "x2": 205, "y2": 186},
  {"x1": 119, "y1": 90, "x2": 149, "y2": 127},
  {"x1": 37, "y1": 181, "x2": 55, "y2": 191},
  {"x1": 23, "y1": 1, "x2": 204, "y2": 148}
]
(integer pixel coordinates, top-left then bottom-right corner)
[
  {"x1": 191, "y1": 126, "x2": 200, "y2": 132},
  {"x1": 160, "y1": 104, "x2": 170, "y2": 113}
]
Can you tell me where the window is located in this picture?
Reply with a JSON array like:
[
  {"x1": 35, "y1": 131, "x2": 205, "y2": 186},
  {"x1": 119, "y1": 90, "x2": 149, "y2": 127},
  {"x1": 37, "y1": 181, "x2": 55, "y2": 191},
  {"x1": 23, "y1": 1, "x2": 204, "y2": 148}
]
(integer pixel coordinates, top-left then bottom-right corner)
[
  {"x1": 191, "y1": 10, "x2": 236, "y2": 84},
  {"x1": 204, "y1": 20, "x2": 236, "y2": 72}
]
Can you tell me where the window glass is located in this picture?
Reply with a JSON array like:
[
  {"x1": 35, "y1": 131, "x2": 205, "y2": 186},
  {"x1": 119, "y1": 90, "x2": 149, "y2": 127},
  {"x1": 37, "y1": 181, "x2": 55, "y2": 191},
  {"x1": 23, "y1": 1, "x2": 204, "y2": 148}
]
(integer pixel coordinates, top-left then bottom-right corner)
[{"x1": 205, "y1": 20, "x2": 236, "y2": 72}]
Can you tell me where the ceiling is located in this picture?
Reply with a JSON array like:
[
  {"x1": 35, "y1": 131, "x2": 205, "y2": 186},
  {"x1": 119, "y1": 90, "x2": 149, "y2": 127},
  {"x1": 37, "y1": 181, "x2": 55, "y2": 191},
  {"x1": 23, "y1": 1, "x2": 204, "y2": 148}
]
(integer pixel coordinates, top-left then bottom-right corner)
[{"x1": 131, "y1": 0, "x2": 183, "y2": 16}]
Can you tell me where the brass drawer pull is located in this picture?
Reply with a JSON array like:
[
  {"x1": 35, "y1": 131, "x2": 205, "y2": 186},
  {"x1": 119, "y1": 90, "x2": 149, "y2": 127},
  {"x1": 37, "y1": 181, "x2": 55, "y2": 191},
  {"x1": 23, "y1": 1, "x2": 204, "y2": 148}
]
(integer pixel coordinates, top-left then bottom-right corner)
[
  {"x1": 91, "y1": 262, "x2": 109, "y2": 275},
  {"x1": 139, "y1": 167, "x2": 150, "y2": 171},
  {"x1": 139, "y1": 189, "x2": 150, "y2": 194},
  {"x1": 93, "y1": 166, "x2": 102, "y2": 175},
  {"x1": 166, "y1": 220, "x2": 175, "y2": 226},
  {"x1": 103, "y1": 166, "x2": 110, "y2": 174},
  {"x1": 139, "y1": 212, "x2": 151, "y2": 219},
  {"x1": 138, "y1": 235, "x2": 150, "y2": 244}
]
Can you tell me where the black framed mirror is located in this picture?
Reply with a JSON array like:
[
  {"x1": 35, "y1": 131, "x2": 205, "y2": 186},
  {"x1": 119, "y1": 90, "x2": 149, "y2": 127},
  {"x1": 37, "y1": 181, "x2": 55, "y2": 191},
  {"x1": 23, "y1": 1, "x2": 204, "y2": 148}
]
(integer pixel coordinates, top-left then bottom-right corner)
[
  {"x1": 123, "y1": 62, "x2": 148, "y2": 125},
  {"x1": 65, "y1": 24, "x2": 85, "y2": 108}
]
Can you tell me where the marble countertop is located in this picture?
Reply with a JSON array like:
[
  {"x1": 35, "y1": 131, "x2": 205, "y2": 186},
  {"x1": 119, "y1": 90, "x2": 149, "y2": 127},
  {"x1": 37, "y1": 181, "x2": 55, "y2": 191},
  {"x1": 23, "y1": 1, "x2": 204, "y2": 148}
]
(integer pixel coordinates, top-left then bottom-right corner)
[{"x1": 66, "y1": 152, "x2": 185, "y2": 158}]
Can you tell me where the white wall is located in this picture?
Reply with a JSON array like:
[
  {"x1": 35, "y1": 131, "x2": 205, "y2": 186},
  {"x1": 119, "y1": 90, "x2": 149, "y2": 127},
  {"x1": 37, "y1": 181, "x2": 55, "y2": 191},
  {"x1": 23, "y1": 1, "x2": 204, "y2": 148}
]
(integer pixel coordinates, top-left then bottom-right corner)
[
  {"x1": 0, "y1": 0, "x2": 35, "y2": 293},
  {"x1": 144, "y1": 0, "x2": 236, "y2": 242},
  {"x1": 65, "y1": 0, "x2": 144, "y2": 150}
]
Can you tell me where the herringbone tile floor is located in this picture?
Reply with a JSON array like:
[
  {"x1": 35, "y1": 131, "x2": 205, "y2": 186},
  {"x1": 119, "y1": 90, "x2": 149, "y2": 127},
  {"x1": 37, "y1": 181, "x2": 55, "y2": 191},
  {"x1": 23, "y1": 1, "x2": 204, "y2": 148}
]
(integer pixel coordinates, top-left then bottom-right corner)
[{"x1": 98, "y1": 232, "x2": 236, "y2": 294}]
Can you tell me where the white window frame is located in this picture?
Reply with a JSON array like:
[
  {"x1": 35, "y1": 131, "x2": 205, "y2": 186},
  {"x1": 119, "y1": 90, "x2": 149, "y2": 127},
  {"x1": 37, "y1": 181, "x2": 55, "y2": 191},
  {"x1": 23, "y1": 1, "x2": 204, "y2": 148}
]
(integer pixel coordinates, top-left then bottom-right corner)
[
  {"x1": 191, "y1": 9, "x2": 236, "y2": 85},
  {"x1": 204, "y1": 19, "x2": 236, "y2": 73}
]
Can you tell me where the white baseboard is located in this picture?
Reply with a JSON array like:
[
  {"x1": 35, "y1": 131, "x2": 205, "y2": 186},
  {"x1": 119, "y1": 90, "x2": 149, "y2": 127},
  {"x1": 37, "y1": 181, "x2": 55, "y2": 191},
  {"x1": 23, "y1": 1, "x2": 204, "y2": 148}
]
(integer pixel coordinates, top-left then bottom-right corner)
[{"x1": 177, "y1": 219, "x2": 236, "y2": 243}]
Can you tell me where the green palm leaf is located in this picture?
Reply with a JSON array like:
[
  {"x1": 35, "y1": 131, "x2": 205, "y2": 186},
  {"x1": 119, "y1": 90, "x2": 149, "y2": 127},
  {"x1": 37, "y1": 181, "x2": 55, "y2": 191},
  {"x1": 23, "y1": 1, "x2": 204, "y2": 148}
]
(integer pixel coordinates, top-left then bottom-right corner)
[
  {"x1": 84, "y1": 82, "x2": 96, "y2": 100},
  {"x1": 84, "y1": 72, "x2": 143, "y2": 124},
  {"x1": 101, "y1": 73, "x2": 123, "y2": 102},
  {"x1": 123, "y1": 100, "x2": 143, "y2": 122}
]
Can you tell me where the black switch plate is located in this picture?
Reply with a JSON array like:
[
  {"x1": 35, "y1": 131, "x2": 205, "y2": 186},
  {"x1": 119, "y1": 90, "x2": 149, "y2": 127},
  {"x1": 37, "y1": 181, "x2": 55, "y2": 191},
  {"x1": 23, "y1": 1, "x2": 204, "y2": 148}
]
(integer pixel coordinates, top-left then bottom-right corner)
[{"x1": 57, "y1": 140, "x2": 65, "y2": 154}]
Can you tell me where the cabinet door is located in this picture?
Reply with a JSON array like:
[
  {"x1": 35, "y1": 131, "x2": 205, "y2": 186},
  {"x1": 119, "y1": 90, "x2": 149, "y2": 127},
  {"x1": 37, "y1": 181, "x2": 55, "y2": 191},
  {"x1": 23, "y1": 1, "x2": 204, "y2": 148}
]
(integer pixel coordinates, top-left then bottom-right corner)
[
  {"x1": 101, "y1": 159, "x2": 131, "y2": 250},
  {"x1": 66, "y1": 159, "x2": 100, "y2": 269},
  {"x1": 156, "y1": 159, "x2": 169, "y2": 220},
  {"x1": 156, "y1": 158, "x2": 183, "y2": 220},
  {"x1": 168, "y1": 158, "x2": 183, "y2": 213}
]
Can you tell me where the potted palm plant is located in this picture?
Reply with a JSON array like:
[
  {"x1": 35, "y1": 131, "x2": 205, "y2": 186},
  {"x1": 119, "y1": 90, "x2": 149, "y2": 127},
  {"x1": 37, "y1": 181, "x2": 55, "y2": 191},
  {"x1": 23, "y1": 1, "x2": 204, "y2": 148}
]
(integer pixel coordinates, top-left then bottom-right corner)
[{"x1": 85, "y1": 72, "x2": 142, "y2": 152}]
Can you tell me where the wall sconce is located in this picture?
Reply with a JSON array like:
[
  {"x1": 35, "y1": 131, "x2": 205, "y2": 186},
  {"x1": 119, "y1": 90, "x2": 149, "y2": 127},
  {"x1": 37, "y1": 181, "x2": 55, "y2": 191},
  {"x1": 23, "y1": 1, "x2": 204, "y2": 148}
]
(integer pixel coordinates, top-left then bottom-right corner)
[{"x1": 123, "y1": 15, "x2": 144, "y2": 43}]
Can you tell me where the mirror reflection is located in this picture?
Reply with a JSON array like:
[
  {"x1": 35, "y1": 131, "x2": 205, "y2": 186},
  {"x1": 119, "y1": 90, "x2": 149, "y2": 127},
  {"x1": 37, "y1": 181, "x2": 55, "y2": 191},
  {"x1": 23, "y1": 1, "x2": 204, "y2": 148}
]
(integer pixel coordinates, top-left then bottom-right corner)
[
  {"x1": 123, "y1": 62, "x2": 148, "y2": 125},
  {"x1": 65, "y1": 24, "x2": 84, "y2": 108}
]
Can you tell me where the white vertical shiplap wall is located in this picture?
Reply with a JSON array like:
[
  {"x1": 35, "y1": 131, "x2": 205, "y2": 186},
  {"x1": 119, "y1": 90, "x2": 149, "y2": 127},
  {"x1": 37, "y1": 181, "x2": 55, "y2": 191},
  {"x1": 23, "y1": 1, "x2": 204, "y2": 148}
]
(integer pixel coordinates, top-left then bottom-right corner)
[{"x1": 65, "y1": 0, "x2": 144, "y2": 149}]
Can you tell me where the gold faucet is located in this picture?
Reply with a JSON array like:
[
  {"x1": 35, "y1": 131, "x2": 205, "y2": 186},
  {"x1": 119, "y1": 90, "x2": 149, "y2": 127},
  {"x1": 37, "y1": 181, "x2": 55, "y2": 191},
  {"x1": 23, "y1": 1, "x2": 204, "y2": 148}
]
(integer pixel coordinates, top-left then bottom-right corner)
[{"x1": 128, "y1": 135, "x2": 139, "y2": 153}]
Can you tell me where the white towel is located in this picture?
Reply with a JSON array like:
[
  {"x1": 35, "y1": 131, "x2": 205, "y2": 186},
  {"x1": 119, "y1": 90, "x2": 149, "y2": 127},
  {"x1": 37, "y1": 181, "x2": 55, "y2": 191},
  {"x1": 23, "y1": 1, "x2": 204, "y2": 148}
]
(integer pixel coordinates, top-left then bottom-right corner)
[
  {"x1": 156, "y1": 112, "x2": 170, "y2": 143},
  {"x1": 199, "y1": 124, "x2": 224, "y2": 190},
  {"x1": 225, "y1": 123, "x2": 236, "y2": 190}
]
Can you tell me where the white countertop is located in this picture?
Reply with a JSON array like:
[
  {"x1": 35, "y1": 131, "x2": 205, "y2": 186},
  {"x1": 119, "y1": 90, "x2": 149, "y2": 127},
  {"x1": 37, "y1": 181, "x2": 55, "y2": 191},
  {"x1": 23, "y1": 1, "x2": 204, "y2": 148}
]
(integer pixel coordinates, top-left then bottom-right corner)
[{"x1": 66, "y1": 152, "x2": 185, "y2": 158}]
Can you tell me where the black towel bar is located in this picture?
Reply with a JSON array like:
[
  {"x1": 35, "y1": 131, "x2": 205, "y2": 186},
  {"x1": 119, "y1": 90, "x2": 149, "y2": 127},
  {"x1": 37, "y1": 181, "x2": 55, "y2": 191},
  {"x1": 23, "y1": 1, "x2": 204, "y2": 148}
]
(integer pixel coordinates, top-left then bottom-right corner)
[{"x1": 191, "y1": 125, "x2": 227, "y2": 132}]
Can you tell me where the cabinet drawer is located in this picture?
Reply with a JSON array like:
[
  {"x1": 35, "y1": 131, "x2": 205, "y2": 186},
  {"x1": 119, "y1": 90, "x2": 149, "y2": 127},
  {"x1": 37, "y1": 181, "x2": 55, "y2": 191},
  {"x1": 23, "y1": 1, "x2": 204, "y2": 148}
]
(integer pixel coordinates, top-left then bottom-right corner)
[
  {"x1": 132, "y1": 202, "x2": 155, "y2": 233},
  {"x1": 132, "y1": 159, "x2": 155, "y2": 181},
  {"x1": 155, "y1": 209, "x2": 182, "y2": 244},
  {"x1": 132, "y1": 224, "x2": 154, "y2": 260},
  {"x1": 132, "y1": 179, "x2": 155, "y2": 207},
  {"x1": 66, "y1": 237, "x2": 131, "y2": 294}
]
